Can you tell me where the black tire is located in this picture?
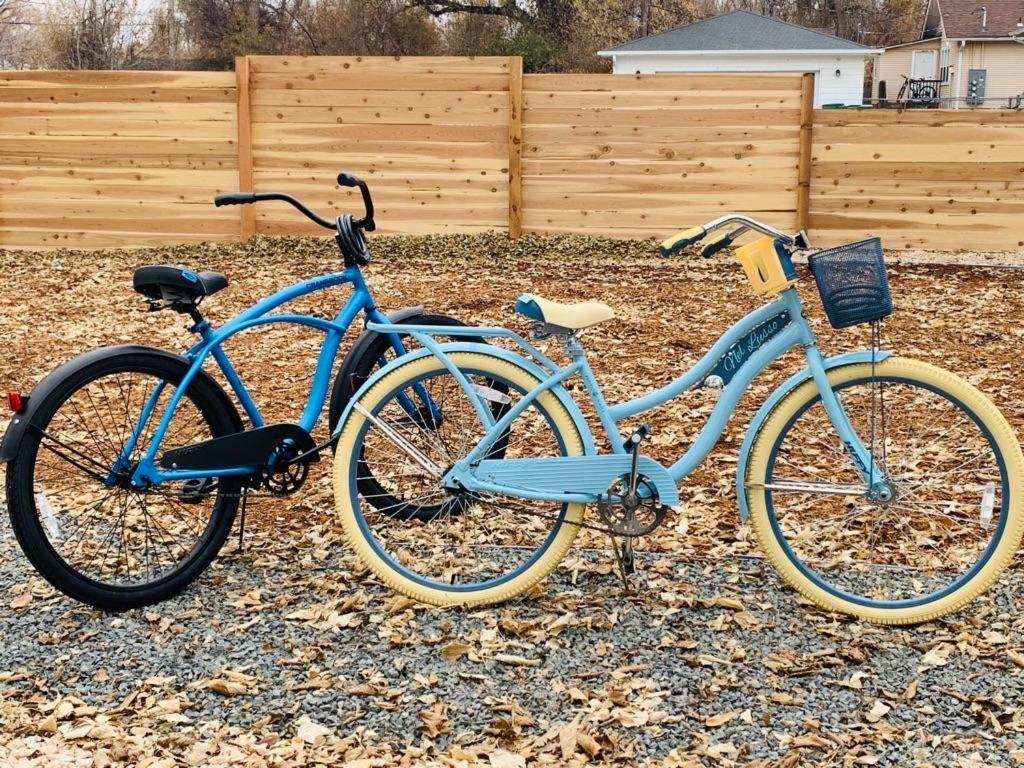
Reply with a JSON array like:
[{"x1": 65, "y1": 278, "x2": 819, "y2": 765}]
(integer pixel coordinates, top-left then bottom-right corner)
[
  {"x1": 5, "y1": 350, "x2": 243, "y2": 610},
  {"x1": 330, "y1": 314, "x2": 509, "y2": 521}
]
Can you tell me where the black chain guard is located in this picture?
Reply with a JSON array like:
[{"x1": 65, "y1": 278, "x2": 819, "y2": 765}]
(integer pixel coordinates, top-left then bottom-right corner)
[{"x1": 159, "y1": 423, "x2": 318, "y2": 471}]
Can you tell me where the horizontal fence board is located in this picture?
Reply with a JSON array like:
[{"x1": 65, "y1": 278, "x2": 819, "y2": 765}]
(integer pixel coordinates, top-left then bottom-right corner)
[
  {"x1": 0, "y1": 103, "x2": 235, "y2": 121},
  {"x1": 0, "y1": 117, "x2": 237, "y2": 139},
  {"x1": 251, "y1": 104, "x2": 508, "y2": 126},
  {"x1": 248, "y1": 55, "x2": 511, "y2": 75},
  {"x1": 252, "y1": 88, "x2": 506, "y2": 109},
  {"x1": 0, "y1": 229, "x2": 238, "y2": 248},
  {"x1": 815, "y1": 109, "x2": 1024, "y2": 126},
  {"x1": 0, "y1": 86, "x2": 235, "y2": 104},
  {"x1": 0, "y1": 70, "x2": 235, "y2": 88},
  {"x1": 252, "y1": 122, "x2": 506, "y2": 143},
  {"x1": 251, "y1": 72, "x2": 509, "y2": 92}
]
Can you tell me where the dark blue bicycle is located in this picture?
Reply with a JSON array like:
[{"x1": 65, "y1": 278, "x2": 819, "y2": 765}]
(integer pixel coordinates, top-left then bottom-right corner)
[{"x1": 1, "y1": 173, "x2": 476, "y2": 610}]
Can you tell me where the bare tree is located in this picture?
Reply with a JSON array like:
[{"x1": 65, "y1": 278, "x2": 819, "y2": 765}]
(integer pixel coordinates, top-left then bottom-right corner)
[
  {"x1": 40, "y1": 0, "x2": 150, "y2": 69},
  {"x1": 310, "y1": 0, "x2": 440, "y2": 56}
]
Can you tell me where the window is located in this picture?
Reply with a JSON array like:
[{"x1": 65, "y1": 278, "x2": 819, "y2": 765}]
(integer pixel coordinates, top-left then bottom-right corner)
[{"x1": 939, "y1": 45, "x2": 951, "y2": 84}]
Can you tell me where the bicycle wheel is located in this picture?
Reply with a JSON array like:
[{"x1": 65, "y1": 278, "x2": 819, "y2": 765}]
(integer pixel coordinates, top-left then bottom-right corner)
[
  {"x1": 746, "y1": 357, "x2": 1024, "y2": 624},
  {"x1": 334, "y1": 351, "x2": 585, "y2": 606},
  {"x1": 330, "y1": 314, "x2": 509, "y2": 521},
  {"x1": 5, "y1": 350, "x2": 243, "y2": 610}
]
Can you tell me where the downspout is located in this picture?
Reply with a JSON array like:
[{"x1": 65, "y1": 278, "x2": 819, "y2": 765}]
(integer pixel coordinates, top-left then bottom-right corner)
[{"x1": 954, "y1": 39, "x2": 966, "y2": 108}]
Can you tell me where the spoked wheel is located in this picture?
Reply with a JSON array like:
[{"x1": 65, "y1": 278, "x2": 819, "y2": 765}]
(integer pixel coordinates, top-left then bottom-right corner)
[
  {"x1": 6, "y1": 351, "x2": 242, "y2": 610},
  {"x1": 334, "y1": 351, "x2": 585, "y2": 606},
  {"x1": 747, "y1": 357, "x2": 1024, "y2": 624},
  {"x1": 331, "y1": 314, "x2": 509, "y2": 521}
]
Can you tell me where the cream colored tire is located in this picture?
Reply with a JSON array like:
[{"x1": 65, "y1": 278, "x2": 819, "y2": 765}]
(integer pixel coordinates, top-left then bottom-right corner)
[
  {"x1": 746, "y1": 357, "x2": 1024, "y2": 625},
  {"x1": 333, "y1": 351, "x2": 585, "y2": 607}
]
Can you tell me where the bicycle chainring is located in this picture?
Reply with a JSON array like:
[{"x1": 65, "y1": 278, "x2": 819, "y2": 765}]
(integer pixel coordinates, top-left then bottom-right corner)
[
  {"x1": 253, "y1": 441, "x2": 311, "y2": 497},
  {"x1": 596, "y1": 476, "x2": 667, "y2": 537}
]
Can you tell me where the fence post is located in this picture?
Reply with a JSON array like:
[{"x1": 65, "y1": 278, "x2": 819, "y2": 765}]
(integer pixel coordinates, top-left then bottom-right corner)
[
  {"x1": 235, "y1": 55, "x2": 256, "y2": 239},
  {"x1": 507, "y1": 56, "x2": 524, "y2": 239},
  {"x1": 796, "y1": 72, "x2": 815, "y2": 232}
]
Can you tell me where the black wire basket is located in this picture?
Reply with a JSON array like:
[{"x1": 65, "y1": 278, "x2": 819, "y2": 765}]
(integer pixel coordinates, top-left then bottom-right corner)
[{"x1": 807, "y1": 238, "x2": 893, "y2": 329}]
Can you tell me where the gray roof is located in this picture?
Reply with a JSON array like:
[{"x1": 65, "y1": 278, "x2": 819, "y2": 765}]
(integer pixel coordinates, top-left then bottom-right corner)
[{"x1": 601, "y1": 10, "x2": 872, "y2": 54}]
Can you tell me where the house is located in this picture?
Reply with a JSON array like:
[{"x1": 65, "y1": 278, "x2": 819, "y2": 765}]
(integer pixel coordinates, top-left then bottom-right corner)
[
  {"x1": 598, "y1": 10, "x2": 882, "y2": 107},
  {"x1": 873, "y1": 0, "x2": 1024, "y2": 107}
]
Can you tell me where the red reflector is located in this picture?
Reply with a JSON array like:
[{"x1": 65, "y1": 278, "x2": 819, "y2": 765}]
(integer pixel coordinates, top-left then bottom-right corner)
[{"x1": 7, "y1": 392, "x2": 25, "y2": 414}]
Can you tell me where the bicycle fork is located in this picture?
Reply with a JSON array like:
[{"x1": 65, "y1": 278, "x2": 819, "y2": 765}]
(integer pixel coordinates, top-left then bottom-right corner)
[{"x1": 798, "y1": 343, "x2": 892, "y2": 502}]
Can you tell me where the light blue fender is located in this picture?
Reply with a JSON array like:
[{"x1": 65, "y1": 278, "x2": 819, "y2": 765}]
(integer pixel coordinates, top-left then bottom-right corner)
[
  {"x1": 335, "y1": 341, "x2": 598, "y2": 456},
  {"x1": 736, "y1": 349, "x2": 891, "y2": 521}
]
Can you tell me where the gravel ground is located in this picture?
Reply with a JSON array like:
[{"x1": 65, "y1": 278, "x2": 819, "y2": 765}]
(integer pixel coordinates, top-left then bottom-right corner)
[
  {"x1": 4, "y1": 525, "x2": 1024, "y2": 767},
  {"x1": 1, "y1": 234, "x2": 1023, "y2": 766}
]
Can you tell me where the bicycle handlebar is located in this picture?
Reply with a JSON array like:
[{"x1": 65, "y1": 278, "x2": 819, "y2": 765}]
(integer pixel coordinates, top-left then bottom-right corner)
[
  {"x1": 213, "y1": 171, "x2": 377, "y2": 232},
  {"x1": 659, "y1": 215, "x2": 798, "y2": 258},
  {"x1": 215, "y1": 191, "x2": 336, "y2": 229}
]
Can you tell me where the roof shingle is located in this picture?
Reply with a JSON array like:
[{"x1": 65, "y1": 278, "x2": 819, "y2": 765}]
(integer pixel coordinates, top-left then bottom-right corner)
[
  {"x1": 601, "y1": 10, "x2": 872, "y2": 54},
  {"x1": 938, "y1": 0, "x2": 1024, "y2": 38}
]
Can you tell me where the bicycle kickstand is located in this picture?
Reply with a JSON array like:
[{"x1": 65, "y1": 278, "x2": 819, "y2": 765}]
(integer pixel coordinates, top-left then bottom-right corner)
[{"x1": 237, "y1": 487, "x2": 249, "y2": 552}]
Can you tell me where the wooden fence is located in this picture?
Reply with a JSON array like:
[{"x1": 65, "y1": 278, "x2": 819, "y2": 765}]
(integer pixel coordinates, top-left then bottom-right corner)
[
  {"x1": 0, "y1": 70, "x2": 239, "y2": 248},
  {"x1": 244, "y1": 56, "x2": 512, "y2": 237},
  {"x1": 1, "y1": 57, "x2": 1023, "y2": 251},
  {"x1": 810, "y1": 109, "x2": 1024, "y2": 251},
  {"x1": 520, "y1": 73, "x2": 804, "y2": 239}
]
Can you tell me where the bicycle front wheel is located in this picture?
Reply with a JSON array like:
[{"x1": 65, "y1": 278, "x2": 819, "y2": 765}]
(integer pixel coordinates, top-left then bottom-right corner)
[
  {"x1": 746, "y1": 357, "x2": 1024, "y2": 624},
  {"x1": 334, "y1": 351, "x2": 585, "y2": 606}
]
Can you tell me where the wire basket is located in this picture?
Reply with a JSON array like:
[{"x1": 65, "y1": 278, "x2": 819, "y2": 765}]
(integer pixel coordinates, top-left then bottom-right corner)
[{"x1": 807, "y1": 238, "x2": 893, "y2": 329}]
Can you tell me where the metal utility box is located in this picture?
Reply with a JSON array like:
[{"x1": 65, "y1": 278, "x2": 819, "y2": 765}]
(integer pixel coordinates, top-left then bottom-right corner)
[{"x1": 967, "y1": 69, "x2": 987, "y2": 106}]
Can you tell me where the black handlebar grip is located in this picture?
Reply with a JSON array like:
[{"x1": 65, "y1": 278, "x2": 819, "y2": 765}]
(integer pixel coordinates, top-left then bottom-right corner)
[
  {"x1": 214, "y1": 193, "x2": 257, "y2": 207},
  {"x1": 337, "y1": 171, "x2": 375, "y2": 230},
  {"x1": 700, "y1": 235, "x2": 734, "y2": 258}
]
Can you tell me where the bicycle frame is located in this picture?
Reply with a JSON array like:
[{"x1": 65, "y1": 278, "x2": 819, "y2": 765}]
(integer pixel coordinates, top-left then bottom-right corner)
[
  {"x1": 124, "y1": 264, "x2": 400, "y2": 488},
  {"x1": 366, "y1": 285, "x2": 890, "y2": 504}
]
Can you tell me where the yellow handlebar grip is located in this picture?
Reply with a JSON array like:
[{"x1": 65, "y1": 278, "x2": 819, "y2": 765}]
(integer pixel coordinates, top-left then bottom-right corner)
[{"x1": 658, "y1": 226, "x2": 707, "y2": 257}]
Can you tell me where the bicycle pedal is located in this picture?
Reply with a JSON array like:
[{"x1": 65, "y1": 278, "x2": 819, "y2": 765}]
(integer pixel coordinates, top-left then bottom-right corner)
[{"x1": 622, "y1": 422, "x2": 652, "y2": 452}]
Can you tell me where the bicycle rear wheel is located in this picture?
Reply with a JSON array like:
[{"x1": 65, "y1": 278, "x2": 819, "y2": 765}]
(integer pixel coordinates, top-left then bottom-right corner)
[
  {"x1": 746, "y1": 357, "x2": 1024, "y2": 624},
  {"x1": 5, "y1": 350, "x2": 242, "y2": 610},
  {"x1": 334, "y1": 350, "x2": 585, "y2": 606}
]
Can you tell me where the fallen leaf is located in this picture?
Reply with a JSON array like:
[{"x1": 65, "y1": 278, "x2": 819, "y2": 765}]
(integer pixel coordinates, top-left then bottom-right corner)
[
  {"x1": 706, "y1": 710, "x2": 741, "y2": 727},
  {"x1": 440, "y1": 642, "x2": 473, "y2": 660},
  {"x1": 865, "y1": 700, "x2": 891, "y2": 723},
  {"x1": 296, "y1": 716, "x2": 332, "y2": 744},
  {"x1": 489, "y1": 749, "x2": 526, "y2": 768},
  {"x1": 492, "y1": 653, "x2": 540, "y2": 667}
]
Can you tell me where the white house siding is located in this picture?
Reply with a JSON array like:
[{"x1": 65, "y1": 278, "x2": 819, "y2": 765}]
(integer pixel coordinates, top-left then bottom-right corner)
[{"x1": 610, "y1": 52, "x2": 870, "y2": 106}]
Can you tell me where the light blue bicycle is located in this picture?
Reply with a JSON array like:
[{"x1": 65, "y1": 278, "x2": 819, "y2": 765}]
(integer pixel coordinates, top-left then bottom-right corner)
[{"x1": 333, "y1": 215, "x2": 1024, "y2": 624}]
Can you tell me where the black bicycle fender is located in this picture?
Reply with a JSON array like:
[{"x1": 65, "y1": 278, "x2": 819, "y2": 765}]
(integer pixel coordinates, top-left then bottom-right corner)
[
  {"x1": 327, "y1": 306, "x2": 426, "y2": 434},
  {"x1": 0, "y1": 345, "x2": 242, "y2": 463}
]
